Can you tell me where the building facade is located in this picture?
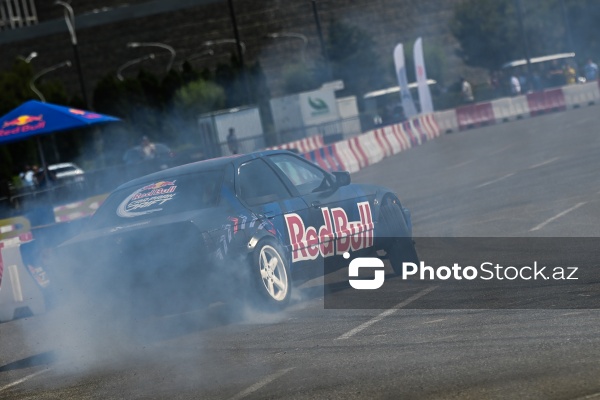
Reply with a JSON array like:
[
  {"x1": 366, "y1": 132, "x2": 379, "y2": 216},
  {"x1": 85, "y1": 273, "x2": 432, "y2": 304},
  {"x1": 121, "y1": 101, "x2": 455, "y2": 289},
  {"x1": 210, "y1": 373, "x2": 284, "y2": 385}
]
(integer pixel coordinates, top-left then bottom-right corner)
[{"x1": 0, "y1": 0, "x2": 477, "y2": 102}]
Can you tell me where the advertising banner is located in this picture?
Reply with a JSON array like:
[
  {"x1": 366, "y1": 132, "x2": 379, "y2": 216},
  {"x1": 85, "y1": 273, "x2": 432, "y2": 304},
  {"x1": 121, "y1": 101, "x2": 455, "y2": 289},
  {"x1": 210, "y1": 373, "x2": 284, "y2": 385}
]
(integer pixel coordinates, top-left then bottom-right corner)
[
  {"x1": 393, "y1": 43, "x2": 418, "y2": 118},
  {"x1": 414, "y1": 37, "x2": 434, "y2": 113}
]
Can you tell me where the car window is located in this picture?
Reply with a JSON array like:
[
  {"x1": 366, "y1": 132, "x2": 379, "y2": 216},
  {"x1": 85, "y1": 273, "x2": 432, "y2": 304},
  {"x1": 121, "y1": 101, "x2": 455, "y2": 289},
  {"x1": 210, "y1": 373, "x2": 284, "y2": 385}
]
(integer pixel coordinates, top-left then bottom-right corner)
[
  {"x1": 268, "y1": 154, "x2": 331, "y2": 195},
  {"x1": 89, "y1": 170, "x2": 223, "y2": 228},
  {"x1": 237, "y1": 159, "x2": 291, "y2": 206}
]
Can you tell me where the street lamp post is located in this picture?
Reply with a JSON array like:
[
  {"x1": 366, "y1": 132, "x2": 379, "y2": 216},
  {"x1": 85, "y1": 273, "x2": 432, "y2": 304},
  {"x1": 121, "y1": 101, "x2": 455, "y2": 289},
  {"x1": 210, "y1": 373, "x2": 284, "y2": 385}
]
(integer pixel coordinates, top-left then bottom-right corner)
[
  {"x1": 17, "y1": 51, "x2": 38, "y2": 63},
  {"x1": 30, "y1": 61, "x2": 72, "y2": 102},
  {"x1": 127, "y1": 42, "x2": 176, "y2": 73},
  {"x1": 203, "y1": 39, "x2": 246, "y2": 54},
  {"x1": 266, "y1": 32, "x2": 308, "y2": 63},
  {"x1": 178, "y1": 49, "x2": 214, "y2": 70},
  {"x1": 117, "y1": 54, "x2": 156, "y2": 81},
  {"x1": 55, "y1": 1, "x2": 89, "y2": 108},
  {"x1": 311, "y1": 0, "x2": 331, "y2": 80},
  {"x1": 226, "y1": 0, "x2": 252, "y2": 103}
]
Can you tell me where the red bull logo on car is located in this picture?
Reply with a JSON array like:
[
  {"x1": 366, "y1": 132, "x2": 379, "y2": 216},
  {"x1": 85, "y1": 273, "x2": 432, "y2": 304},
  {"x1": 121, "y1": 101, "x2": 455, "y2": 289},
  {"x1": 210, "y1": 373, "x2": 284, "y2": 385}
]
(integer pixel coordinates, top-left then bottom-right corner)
[
  {"x1": 117, "y1": 180, "x2": 178, "y2": 218},
  {"x1": 285, "y1": 201, "x2": 374, "y2": 262},
  {"x1": 0, "y1": 115, "x2": 45, "y2": 136}
]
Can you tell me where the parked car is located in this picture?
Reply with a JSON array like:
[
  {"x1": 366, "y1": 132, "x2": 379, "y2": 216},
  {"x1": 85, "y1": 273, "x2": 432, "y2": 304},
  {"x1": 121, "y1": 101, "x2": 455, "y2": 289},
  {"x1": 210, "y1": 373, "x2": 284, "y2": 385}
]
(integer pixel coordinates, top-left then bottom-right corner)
[{"x1": 46, "y1": 162, "x2": 85, "y2": 185}]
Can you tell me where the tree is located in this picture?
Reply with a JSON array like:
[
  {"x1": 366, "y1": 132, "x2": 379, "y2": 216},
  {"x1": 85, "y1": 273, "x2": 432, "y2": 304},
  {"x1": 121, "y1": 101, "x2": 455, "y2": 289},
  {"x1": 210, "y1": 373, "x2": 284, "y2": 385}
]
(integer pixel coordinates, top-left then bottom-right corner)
[
  {"x1": 451, "y1": 0, "x2": 600, "y2": 71},
  {"x1": 451, "y1": 0, "x2": 520, "y2": 70},
  {"x1": 281, "y1": 63, "x2": 320, "y2": 95},
  {"x1": 326, "y1": 18, "x2": 387, "y2": 97},
  {"x1": 173, "y1": 79, "x2": 226, "y2": 117}
]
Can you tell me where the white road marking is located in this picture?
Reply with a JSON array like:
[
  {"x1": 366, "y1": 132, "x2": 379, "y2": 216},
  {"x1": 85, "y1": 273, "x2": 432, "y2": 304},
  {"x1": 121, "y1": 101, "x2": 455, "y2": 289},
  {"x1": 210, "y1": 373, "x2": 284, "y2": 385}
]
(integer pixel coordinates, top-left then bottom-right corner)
[
  {"x1": 488, "y1": 145, "x2": 513, "y2": 156},
  {"x1": 423, "y1": 318, "x2": 446, "y2": 324},
  {"x1": 336, "y1": 286, "x2": 438, "y2": 340},
  {"x1": 228, "y1": 368, "x2": 294, "y2": 400},
  {"x1": 573, "y1": 392, "x2": 600, "y2": 399},
  {"x1": 447, "y1": 160, "x2": 474, "y2": 170},
  {"x1": 528, "y1": 157, "x2": 560, "y2": 169},
  {"x1": 475, "y1": 173, "x2": 515, "y2": 188},
  {"x1": 0, "y1": 369, "x2": 50, "y2": 393},
  {"x1": 530, "y1": 202, "x2": 587, "y2": 232}
]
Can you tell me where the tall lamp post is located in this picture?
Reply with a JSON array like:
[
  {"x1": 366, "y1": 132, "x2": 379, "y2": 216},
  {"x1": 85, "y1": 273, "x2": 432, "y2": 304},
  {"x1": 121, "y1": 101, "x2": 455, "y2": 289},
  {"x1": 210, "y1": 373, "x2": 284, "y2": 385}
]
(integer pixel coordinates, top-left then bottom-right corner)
[
  {"x1": 117, "y1": 54, "x2": 156, "y2": 81},
  {"x1": 226, "y1": 0, "x2": 252, "y2": 103},
  {"x1": 266, "y1": 32, "x2": 308, "y2": 63},
  {"x1": 127, "y1": 42, "x2": 176, "y2": 73},
  {"x1": 29, "y1": 61, "x2": 72, "y2": 102},
  {"x1": 203, "y1": 39, "x2": 246, "y2": 54},
  {"x1": 18, "y1": 51, "x2": 38, "y2": 63},
  {"x1": 55, "y1": 1, "x2": 89, "y2": 108},
  {"x1": 178, "y1": 49, "x2": 214, "y2": 70},
  {"x1": 311, "y1": 0, "x2": 331, "y2": 80}
]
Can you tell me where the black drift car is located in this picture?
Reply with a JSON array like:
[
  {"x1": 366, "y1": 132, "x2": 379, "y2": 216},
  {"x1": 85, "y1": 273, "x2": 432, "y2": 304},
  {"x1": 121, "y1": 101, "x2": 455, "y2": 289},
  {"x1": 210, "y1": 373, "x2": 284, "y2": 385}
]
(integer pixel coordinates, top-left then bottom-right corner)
[{"x1": 53, "y1": 150, "x2": 417, "y2": 313}]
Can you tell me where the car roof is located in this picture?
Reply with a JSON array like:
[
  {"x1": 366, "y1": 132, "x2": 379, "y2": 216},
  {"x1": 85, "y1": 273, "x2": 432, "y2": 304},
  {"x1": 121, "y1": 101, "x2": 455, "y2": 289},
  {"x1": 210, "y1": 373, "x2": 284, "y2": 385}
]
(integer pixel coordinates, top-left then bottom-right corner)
[
  {"x1": 47, "y1": 162, "x2": 80, "y2": 170},
  {"x1": 115, "y1": 149, "x2": 297, "y2": 191}
]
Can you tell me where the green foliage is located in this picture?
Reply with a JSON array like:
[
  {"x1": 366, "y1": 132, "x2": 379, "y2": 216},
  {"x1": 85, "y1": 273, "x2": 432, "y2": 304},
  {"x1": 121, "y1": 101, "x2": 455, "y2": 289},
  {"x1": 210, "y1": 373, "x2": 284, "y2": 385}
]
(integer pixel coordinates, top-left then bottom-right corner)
[
  {"x1": 326, "y1": 18, "x2": 387, "y2": 97},
  {"x1": 451, "y1": 0, "x2": 519, "y2": 70},
  {"x1": 281, "y1": 63, "x2": 320, "y2": 95},
  {"x1": 451, "y1": 0, "x2": 600, "y2": 71},
  {"x1": 174, "y1": 79, "x2": 226, "y2": 117}
]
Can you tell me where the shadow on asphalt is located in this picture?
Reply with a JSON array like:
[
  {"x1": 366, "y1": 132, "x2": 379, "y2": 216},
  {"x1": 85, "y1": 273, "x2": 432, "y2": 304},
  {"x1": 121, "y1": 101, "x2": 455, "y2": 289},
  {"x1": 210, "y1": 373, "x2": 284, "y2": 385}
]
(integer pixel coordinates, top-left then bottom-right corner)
[{"x1": 0, "y1": 350, "x2": 57, "y2": 372}]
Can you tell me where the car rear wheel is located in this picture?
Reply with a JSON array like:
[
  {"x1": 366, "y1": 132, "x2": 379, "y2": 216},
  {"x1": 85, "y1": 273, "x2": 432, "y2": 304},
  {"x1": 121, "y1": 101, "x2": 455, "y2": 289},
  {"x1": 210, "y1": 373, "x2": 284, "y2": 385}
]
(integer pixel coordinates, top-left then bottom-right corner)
[
  {"x1": 252, "y1": 239, "x2": 291, "y2": 308},
  {"x1": 380, "y1": 198, "x2": 419, "y2": 275}
]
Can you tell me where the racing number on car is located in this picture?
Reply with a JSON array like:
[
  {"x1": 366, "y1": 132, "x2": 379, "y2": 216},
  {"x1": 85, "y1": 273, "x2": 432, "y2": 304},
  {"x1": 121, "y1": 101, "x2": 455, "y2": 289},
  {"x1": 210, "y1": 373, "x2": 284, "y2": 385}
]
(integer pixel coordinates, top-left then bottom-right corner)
[{"x1": 284, "y1": 201, "x2": 374, "y2": 262}]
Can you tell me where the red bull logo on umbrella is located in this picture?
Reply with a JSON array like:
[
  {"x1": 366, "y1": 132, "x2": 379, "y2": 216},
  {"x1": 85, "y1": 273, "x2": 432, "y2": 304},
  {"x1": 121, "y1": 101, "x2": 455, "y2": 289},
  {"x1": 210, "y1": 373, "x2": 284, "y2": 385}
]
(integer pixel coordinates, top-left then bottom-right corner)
[
  {"x1": 0, "y1": 114, "x2": 46, "y2": 137},
  {"x1": 69, "y1": 108, "x2": 101, "y2": 119}
]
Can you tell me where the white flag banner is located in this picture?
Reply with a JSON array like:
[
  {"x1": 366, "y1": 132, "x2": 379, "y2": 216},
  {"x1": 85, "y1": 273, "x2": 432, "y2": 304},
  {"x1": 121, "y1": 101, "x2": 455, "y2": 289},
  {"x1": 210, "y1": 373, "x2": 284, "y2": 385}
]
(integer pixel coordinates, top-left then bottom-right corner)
[
  {"x1": 393, "y1": 43, "x2": 417, "y2": 118},
  {"x1": 414, "y1": 37, "x2": 434, "y2": 113}
]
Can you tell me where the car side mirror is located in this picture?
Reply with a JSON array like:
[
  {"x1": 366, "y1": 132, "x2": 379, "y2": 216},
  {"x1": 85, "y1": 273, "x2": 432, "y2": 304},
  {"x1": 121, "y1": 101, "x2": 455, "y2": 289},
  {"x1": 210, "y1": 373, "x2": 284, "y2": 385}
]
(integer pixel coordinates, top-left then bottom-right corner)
[{"x1": 332, "y1": 171, "x2": 351, "y2": 188}]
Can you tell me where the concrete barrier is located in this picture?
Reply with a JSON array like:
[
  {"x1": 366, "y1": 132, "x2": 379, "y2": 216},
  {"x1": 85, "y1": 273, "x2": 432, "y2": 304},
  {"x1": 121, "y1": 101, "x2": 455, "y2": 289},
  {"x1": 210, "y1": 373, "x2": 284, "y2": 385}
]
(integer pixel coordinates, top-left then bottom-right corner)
[
  {"x1": 563, "y1": 82, "x2": 600, "y2": 109},
  {"x1": 0, "y1": 216, "x2": 45, "y2": 322}
]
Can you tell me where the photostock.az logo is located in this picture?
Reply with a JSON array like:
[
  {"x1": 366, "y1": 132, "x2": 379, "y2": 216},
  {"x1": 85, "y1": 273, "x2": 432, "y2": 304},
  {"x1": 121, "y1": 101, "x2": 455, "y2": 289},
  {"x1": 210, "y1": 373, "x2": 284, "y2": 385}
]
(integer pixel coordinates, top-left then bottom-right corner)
[{"x1": 346, "y1": 252, "x2": 385, "y2": 290}]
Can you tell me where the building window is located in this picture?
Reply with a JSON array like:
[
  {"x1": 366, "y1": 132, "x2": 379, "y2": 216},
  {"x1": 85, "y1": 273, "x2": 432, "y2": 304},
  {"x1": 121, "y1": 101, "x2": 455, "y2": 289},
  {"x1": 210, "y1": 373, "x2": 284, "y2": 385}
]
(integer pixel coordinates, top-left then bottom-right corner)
[{"x1": 1, "y1": 0, "x2": 38, "y2": 31}]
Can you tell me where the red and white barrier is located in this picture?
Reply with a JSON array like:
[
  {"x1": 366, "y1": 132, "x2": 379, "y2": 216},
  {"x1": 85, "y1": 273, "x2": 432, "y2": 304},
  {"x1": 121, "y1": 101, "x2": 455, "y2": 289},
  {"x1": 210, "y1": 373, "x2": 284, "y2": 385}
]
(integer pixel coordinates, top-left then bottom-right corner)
[
  {"x1": 0, "y1": 217, "x2": 44, "y2": 322},
  {"x1": 53, "y1": 194, "x2": 109, "y2": 223},
  {"x1": 267, "y1": 134, "x2": 324, "y2": 154},
  {"x1": 456, "y1": 102, "x2": 496, "y2": 130},
  {"x1": 332, "y1": 140, "x2": 360, "y2": 173},
  {"x1": 527, "y1": 89, "x2": 566, "y2": 116}
]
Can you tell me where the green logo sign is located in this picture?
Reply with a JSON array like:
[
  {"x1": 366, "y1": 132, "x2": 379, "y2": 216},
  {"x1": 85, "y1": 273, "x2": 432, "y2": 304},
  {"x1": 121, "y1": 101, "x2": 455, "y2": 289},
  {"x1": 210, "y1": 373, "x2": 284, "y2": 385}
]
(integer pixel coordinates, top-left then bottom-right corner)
[{"x1": 308, "y1": 97, "x2": 329, "y2": 116}]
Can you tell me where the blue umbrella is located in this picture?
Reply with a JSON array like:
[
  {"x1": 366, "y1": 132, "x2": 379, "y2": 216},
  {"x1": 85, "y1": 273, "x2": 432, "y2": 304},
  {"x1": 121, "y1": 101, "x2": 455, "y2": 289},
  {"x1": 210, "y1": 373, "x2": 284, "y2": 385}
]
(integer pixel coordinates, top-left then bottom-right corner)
[
  {"x1": 0, "y1": 100, "x2": 120, "y2": 177},
  {"x1": 0, "y1": 100, "x2": 120, "y2": 145}
]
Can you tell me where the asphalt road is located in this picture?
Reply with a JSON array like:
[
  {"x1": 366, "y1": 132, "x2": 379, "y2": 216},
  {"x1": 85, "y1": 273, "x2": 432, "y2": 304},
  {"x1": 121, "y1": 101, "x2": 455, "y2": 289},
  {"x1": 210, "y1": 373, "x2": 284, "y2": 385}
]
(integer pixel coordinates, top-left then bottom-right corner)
[{"x1": 2, "y1": 105, "x2": 600, "y2": 399}]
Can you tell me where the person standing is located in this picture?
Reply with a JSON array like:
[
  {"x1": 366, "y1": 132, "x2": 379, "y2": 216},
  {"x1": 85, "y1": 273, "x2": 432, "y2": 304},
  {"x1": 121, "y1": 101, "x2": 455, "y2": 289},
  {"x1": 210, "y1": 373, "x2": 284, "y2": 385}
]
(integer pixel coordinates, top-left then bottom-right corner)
[
  {"x1": 460, "y1": 77, "x2": 474, "y2": 103},
  {"x1": 510, "y1": 74, "x2": 521, "y2": 95},
  {"x1": 584, "y1": 58, "x2": 599, "y2": 82},
  {"x1": 141, "y1": 136, "x2": 157, "y2": 160},
  {"x1": 227, "y1": 128, "x2": 239, "y2": 155}
]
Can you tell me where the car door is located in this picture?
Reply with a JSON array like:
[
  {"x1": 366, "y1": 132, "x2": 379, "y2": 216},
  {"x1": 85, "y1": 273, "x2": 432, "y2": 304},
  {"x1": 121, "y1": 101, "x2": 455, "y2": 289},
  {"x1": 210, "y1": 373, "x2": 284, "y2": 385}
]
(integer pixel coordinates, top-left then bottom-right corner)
[
  {"x1": 235, "y1": 158, "x2": 310, "y2": 253},
  {"x1": 265, "y1": 153, "x2": 375, "y2": 259}
]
